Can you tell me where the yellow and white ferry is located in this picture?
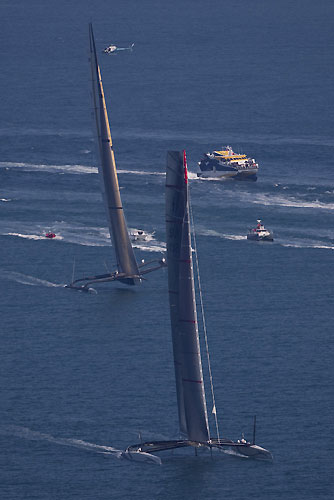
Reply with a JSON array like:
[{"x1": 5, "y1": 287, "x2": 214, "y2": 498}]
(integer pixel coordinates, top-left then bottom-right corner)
[{"x1": 197, "y1": 146, "x2": 258, "y2": 181}]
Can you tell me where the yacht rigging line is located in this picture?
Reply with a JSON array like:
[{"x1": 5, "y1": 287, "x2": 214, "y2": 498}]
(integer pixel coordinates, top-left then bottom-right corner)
[{"x1": 188, "y1": 189, "x2": 221, "y2": 442}]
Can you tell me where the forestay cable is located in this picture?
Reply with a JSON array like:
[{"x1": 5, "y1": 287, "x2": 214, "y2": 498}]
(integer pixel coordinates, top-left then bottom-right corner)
[{"x1": 189, "y1": 191, "x2": 221, "y2": 442}]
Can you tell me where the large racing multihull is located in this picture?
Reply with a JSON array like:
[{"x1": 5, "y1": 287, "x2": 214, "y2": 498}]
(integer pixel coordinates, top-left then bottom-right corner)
[
  {"x1": 67, "y1": 24, "x2": 165, "y2": 290},
  {"x1": 124, "y1": 151, "x2": 272, "y2": 462}
]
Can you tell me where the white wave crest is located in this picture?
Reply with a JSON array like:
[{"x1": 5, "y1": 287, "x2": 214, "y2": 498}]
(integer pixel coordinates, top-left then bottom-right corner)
[{"x1": 0, "y1": 198, "x2": 11, "y2": 202}]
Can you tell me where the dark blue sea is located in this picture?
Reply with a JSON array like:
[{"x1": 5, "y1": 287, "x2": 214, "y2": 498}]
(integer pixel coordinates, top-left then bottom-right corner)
[{"x1": 1, "y1": 0, "x2": 333, "y2": 498}]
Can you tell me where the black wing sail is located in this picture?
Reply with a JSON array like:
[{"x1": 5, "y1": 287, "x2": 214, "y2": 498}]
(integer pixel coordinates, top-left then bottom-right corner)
[
  {"x1": 166, "y1": 151, "x2": 210, "y2": 442},
  {"x1": 125, "y1": 151, "x2": 272, "y2": 460},
  {"x1": 89, "y1": 23, "x2": 140, "y2": 283}
]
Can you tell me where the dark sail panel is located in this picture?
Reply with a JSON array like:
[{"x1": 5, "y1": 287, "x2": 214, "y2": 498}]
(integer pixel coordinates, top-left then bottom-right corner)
[
  {"x1": 89, "y1": 24, "x2": 140, "y2": 283},
  {"x1": 166, "y1": 151, "x2": 209, "y2": 442},
  {"x1": 166, "y1": 151, "x2": 188, "y2": 436}
]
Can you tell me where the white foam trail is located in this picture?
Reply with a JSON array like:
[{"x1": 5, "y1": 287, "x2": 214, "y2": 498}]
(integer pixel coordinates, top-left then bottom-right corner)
[
  {"x1": 187, "y1": 171, "x2": 199, "y2": 180},
  {"x1": 0, "y1": 198, "x2": 11, "y2": 202},
  {"x1": 218, "y1": 447, "x2": 249, "y2": 459},
  {"x1": 0, "y1": 161, "x2": 97, "y2": 175},
  {"x1": 1, "y1": 271, "x2": 65, "y2": 288},
  {"x1": 196, "y1": 175, "x2": 229, "y2": 183},
  {"x1": 252, "y1": 194, "x2": 334, "y2": 211},
  {"x1": 0, "y1": 425, "x2": 161, "y2": 465},
  {"x1": 0, "y1": 161, "x2": 166, "y2": 178},
  {"x1": 197, "y1": 228, "x2": 224, "y2": 238},
  {"x1": 6, "y1": 232, "x2": 63, "y2": 241},
  {"x1": 197, "y1": 228, "x2": 247, "y2": 241},
  {"x1": 2, "y1": 222, "x2": 109, "y2": 247},
  {"x1": 281, "y1": 241, "x2": 334, "y2": 251},
  {"x1": 118, "y1": 169, "x2": 164, "y2": 177},
  {"x1": 122, "y1": 450, "x2": 162, "y2": 465},
  {"x1": 0, "y1": 425, "x2": 122, "y2": 458},
  {"x1": 64, "y1": 232, "x2": 109, "y2": 247},
  {"x1": 223, "y1": 234, "x2": 247, "y2": 241},
  {"x1": 132, "y1": 240, "x2": 166, "y2": 253}
]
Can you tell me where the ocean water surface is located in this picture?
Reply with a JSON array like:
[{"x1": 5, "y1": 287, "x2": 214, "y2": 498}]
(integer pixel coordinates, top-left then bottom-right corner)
[{"x1": 0, "y1": 1, "x2": 333, "y2": 499}]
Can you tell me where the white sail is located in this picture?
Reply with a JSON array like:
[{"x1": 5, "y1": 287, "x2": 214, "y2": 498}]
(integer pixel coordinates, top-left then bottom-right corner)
[
  {"x1": 166, "y1": 151, "x2": 209, "y2": 442},
  {"x1": 89, "y1": 24, "x2": 140, "y2": 284}
]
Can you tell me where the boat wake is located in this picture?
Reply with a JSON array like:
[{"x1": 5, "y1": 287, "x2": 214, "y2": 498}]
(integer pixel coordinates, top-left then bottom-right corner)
[
  {"x1": 0, "y1": 425, "x2": 123, "y2": 458},
  {"x1": 0, "y1": 161, "x2": 166, "y2": 179},
  {"x1": 252, "y1": 193, "x2": 334, "y2": 211},
  {"x1": 279, "y1": 238, "x2": 334, "y2": 251},
  {"x1": 0, "y1": 161, "x2": 97, "y2": 175},
  {"x1": 6, "y1": 232, "x2": 63, "y2": 241},
  {"x1": 1, "y1": 222, "x2": 167, "y2": 253},
  {"x1": 60, "y1": 225, "x2": 109, "y2": 247},
  {"x1": 1, "y1": 222, "x2": 107, "y2": 247},
  {"x1": 132, "y1": 240, "x2": 166, "y2": 253},
  {"x1": 204, "y1": 183, "x2": 334, "y2": 213},
  {"x1": 1, "y1": 271, "x2": 65, "y2": 288},
  {"x1": 0, "y1": 425, "x2": 161, "y2": 465},
  {"x1": 223, "y1": 234, "x2": 247, "y2": 241},
  {"x1": 197, "y1": 228, "x2": 247, "y2": 241},
  {"x1": 117, "y1": 168, "x2": 164, "y2": 177}
]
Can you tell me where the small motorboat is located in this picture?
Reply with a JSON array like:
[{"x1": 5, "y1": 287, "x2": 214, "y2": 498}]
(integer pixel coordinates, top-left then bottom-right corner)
[
  {"x1": 129, "y1": 229, "x2": 154, "y2": 242},
  {"x1": 247, "y1": 220, "x2": 273, "y2": 242},
  {"x1": 45, "y1": 232, "x2": 56, "y2": 239}
]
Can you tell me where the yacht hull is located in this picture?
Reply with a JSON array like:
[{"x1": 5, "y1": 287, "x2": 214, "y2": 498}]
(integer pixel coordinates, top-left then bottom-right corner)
[{"x1": 247, "y1": 233, "x2": 274, "y2": 242}]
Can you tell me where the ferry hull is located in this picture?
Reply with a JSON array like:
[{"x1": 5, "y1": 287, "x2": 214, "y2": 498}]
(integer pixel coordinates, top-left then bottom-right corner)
[{"x1": 197, "y1": 169, "x2": 257, "y2": 181}]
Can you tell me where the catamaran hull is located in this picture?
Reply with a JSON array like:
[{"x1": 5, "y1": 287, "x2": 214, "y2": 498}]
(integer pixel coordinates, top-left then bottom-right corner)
[
  {"x1": 121, "y1": 450, "x2": 162, "y2": 465},
  {"x1": 125, "y1": 439, "x2": 272, "y2": 463},
  {"x1": 235, "y1": 444, "x2": 273, "y2": 460}
]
